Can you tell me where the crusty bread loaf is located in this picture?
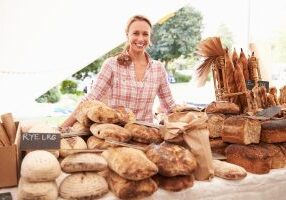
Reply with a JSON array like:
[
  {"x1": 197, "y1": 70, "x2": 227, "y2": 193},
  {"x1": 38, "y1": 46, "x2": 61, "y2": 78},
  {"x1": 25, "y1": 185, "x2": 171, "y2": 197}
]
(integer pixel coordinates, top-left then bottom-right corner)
[
  {"x1": 71, "y1": 121, "x2": 90, "y2": 133},
  {"x1": 124, "y1": 123, "x2": 163, "y2": 144},
  {"x1": 60, "y1": 136, "x2": 87, "y2": 158},
  {"x1": 107, "y1": 170, "x2": 157, "y2": 199},
  {"x1": 145, "y1": 142, "x2": 197, "y2": 177},
  {"x1": 259, "y1": 143, "x2": 286, "y2": 169},
  {"x1": 213, "y1": 159, "x2": 247, "y2": 180},
  {"x1": 221, "y1": 116, "x2": 261, "y2": 145},
  {"x1": 18, "y1": 178, "x2": 58, "y2": 200},
  {"x1": 59, "y1": 172, "x2": 108, "y2": 199},
  {"x1": 90, "y1": 123, "x2": 131, "y2": 142},
  {"x1": 261, "y1": 119, "x2": 286, "y2": 143},
  {"x1": 87, "y1": 136, "x2": 117, "y2": 150},
  {"x1": 207, "y1": 114, "x2": 225, "y2": 138},
  {"x1": 210, "y1": 138, "x2": 228, "y2": 155},
  {"x1": 206, "y1": 101, "x2": 240, "y2": 114},
  {"x1": 167, "y1": 111, "x2": 197, "y2": 123},
  {"x1": 102, "y1": 147, "x2": 158, "y2": 181},
  {"x1": 225, "y1": 144, "x2": 271, "y2": 174},
  {"x1": 152, "y1": 174, "x2": 194, "y2": 192},
  {"x1": 61, "y1": 152, "x2": 107, "y2": 173}
]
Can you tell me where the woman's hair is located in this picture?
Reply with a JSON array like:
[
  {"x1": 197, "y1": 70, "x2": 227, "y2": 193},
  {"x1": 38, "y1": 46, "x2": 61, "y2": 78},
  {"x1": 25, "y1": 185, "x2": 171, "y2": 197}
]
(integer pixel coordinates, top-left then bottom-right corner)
[{"x1": 117, "y1": 15, "x2": 152, "y2": 66}]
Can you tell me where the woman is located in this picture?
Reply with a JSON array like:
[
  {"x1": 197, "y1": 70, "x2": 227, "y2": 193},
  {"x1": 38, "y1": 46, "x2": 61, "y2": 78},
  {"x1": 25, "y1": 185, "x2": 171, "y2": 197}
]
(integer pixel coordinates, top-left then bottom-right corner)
[{"x1": 60, "y1": 15, "x2": 176, "y2": 127}]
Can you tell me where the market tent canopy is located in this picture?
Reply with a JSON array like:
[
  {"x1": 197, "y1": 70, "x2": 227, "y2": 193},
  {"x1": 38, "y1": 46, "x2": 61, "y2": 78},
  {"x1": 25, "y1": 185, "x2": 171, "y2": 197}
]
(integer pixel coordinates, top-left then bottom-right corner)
[{"x1": 0, "y1": 0, "x2": 189, "y2": 115}]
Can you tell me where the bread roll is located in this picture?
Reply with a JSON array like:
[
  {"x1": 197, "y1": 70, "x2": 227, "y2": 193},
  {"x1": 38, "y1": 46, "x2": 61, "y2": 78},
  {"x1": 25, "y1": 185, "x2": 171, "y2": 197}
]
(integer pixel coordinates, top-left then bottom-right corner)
[
  {"x1": 221, "y1": 116, "x2": 261, "y2": 145},
  {"x1": 225, "y1": 144, "x2": 271, "y2": 174},
  {"x1": 107, "y1": 170, "x2": 157, "y2": 199},
  {"x1": 213, "y1": 159, "x2": 247, "y2": 180},
  {"x1": 102, "y1": 147, "x2": 158, "y2": 181},
  {"x1": 61, "y1": 152, "x2": 107, "y2": 173},
  {"x1": 145, "y1": 142, "x2": 197, "y2": 177},
  {"x1": 152, "y1": 174, "x2": 194, "y2": 192}
]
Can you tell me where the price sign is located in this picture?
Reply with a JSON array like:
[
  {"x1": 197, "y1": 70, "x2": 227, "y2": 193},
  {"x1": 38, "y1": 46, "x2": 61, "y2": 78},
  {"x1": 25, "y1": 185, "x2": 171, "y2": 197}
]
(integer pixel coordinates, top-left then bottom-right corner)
[
  {"x1": 20, "y1": 132, "x2": 60, "y2": 150},
  {"x1": 0, "y1": 192, "x2": 12, "y2": 200}
]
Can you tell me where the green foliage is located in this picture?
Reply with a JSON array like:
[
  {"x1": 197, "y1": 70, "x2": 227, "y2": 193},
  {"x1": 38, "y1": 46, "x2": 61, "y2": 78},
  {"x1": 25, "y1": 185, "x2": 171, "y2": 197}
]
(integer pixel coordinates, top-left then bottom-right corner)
[
  {"x1": 35, "y1": 87, "x2": 61, "y2": 103},
  {"x1": 174, "y1": 72, "x2": 191, "y2": 83},
  {"x1": 148, "y1": 6, "x2": 203, "y2": 68},
  {"x1": 72, "y1": 43, "x2": 125, "y2": 80},
  {"x1": 60, "y1": 80, "x2": 78, "y2": 94}
]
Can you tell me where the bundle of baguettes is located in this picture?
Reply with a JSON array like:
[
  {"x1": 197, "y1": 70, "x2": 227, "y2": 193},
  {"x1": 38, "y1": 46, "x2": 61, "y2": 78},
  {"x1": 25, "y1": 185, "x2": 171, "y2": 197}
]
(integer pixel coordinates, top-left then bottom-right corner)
[{"x1": 0, "y1": 112, "x2": 17, "y2": 147}]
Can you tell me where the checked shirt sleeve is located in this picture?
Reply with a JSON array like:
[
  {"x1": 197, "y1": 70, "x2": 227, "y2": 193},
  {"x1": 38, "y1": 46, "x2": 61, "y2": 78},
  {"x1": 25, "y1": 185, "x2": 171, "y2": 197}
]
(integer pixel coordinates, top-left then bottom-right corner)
[
  {"x1": 82, "y1": 58, "x2": 113, "y2": 101},
  {"x1": 157, "y1": 63, "x2": 176, "y2": 112}
]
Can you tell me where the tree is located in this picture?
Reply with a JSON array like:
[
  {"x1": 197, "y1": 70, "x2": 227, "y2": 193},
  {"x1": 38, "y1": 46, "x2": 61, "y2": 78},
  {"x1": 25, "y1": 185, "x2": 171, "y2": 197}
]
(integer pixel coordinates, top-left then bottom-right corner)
[
  {"x1": 148, "y1": 6, "x2": 203, "y2": 69},
  {"x1": 72, "y1": 43, "x2": 124, "y2": 80}
]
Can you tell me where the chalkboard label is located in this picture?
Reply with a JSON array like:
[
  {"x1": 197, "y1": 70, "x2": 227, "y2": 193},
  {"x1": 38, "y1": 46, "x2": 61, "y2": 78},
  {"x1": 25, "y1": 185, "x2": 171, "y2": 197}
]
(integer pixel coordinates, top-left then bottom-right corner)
[
  {"x1": 20, "y1": 132, "x2": 60, "y2": 150},
  {"x1": 246, "y1": 80, "x2": 269, "y2": 92},
  {"x1": 0, "y1": 192, "x2": 12, "y2": 200}
]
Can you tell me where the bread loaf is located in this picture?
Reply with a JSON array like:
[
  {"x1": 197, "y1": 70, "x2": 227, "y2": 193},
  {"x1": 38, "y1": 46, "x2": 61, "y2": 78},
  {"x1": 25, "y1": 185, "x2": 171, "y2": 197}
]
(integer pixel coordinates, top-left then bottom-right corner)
[
  {"x1": 225, "y1": 144, "x2": 271, "y2": 174},
  {"x1": 106, "y1": 170, "x2": 157, "y2": 199},
  {"x1": 102, "y1": 147, "x2": 158, "y2": 181},
  {"x1": 221, "y1": 116, "x2": 261, "y2": 144},
  {"x1": 61, "y1": 152, "x2": 107, "y2": 173},
  {"x1": 18, "y1": 178, "x2": 58, "y2": 200},
  {"x1": 124, "y1": 123, "x2": 163, "y2": 144},
  {"x1": 210, "y1": 138, "x2": 228, "y2": 155},
  {"x1": 145, "y1": 142, "x2": 197, "y2": 177},
  {"x1": 213, "y1": 159, "x2": 247, "y2": 180},
  {"x1": 207, "y1": 114, "x2": 225, "y2": 138},
  {"x1": 90, "y1": 123, "x2": 131, "y2": 142},
  {"x1": 74, "y1": 100, "x2": 105, "y2": 126},
  {"x1": 21, "y1": 150, "x2": 61, "y2": 182},
  {"x1": 259, "y1": 143, "x2": 286, "y2": 169},
  {"x1": 152, "y1": 174, "x2": 194, "y2": 192},
  {"x1": 71, "y1": 121, "x2": 90, "y2": 133},
  {"x1": 87, "y1": 136, "x2": 117, "y2": 150},
  {"x1": 59, "y1": 172, "x2": 108, "y2": 199},
  {"x1": 167, "y1": 111, "x2": 197, "y2": 123},
  {"x1": 261, "y1": 119, "x2": 286, "y2": 143},
  {"x1": 60, "y1": 136, "x2": 87, "y2": 158},
  {"x1": 206, "y1": 101, "x2": 240, "y2": 114}
]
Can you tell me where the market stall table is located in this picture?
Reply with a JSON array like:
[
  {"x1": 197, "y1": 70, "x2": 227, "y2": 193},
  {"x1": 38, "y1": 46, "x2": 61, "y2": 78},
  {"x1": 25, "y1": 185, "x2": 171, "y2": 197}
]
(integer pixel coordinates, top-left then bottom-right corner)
[{"x1": 1, "y1": 168, "x2": 286, "y2": 200}]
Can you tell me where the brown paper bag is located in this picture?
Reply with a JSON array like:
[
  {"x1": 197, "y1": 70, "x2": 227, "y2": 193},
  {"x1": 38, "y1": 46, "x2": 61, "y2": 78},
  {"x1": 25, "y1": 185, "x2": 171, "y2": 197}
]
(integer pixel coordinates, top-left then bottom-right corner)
[
  {"x1": 1, "y1": 113, "x2": 16, "y2": 144},
  {"x1": 183, "y1": 117, "x2": 214, "y2": 181},
  {"x1": 161, "y1": 122, "x2": 187, "y2": 141}
]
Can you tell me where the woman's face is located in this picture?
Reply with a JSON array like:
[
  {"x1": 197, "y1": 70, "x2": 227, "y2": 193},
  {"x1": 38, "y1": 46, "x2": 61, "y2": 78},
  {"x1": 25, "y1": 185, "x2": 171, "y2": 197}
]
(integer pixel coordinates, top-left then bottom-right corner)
[{"x1": 127, "y1": 20, "x2": 151, "y2": 54}]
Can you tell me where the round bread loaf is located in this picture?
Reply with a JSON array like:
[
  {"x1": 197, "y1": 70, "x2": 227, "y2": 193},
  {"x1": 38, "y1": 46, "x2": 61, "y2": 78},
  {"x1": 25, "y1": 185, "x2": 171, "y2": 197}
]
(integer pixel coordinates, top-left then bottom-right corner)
[
  {"x1": 61, "y1": 152, "x2": 107, "y2": 173},
  {"x1": 18, "y1": 178, "x2": 58, "y2": 200},
  {"x1": 87, "y1": 136, "x2": 118, "y2": 150},
  {"x1": 21, "y1": 150, "x2": 61, "y2": 182},
  {"x1": 59, "y1": 136, "x2": 87, "y2": 158},
  {"x1": 59, "y1": 172, "x2": 108, "y2": 199}
]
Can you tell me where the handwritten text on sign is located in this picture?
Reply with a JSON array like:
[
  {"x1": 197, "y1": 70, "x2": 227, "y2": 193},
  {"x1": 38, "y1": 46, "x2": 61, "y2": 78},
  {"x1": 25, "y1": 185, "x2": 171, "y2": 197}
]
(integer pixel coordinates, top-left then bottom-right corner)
[{"x1": 20, "y1": 133, "x2": 60, "y2": 150}]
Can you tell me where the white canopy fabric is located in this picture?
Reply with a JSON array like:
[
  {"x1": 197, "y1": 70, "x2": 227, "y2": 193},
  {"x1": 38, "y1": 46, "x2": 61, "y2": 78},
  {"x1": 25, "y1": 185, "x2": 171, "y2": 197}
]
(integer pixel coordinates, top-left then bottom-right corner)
[{"x1": 0, "y1": 0, "x2": 189, "y2": 114}]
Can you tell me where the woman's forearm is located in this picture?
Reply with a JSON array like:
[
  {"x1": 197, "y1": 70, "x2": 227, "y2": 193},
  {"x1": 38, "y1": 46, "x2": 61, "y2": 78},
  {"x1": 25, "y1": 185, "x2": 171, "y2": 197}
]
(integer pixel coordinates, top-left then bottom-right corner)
[{"x1": 60, "y1": 113, "x2": 77, "y2": 128}]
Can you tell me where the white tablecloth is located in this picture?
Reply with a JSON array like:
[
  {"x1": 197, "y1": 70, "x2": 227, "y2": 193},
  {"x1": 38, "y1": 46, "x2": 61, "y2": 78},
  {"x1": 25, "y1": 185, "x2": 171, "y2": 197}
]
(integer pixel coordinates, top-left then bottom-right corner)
[{"x1": 1, "y1": 168, "x2": 286, "y2": 200}]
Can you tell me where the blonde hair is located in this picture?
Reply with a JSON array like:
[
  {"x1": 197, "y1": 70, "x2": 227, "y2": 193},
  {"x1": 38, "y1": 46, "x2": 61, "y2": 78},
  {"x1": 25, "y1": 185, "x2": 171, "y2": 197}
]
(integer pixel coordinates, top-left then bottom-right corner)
[{"x1": 117, "y1": 15, "x2": 152, "y2": 66}]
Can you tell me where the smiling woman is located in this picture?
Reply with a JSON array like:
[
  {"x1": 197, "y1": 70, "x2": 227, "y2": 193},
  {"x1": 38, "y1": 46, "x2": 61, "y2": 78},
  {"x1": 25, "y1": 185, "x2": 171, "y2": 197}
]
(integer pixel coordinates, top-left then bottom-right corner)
[{"x1": 60, "y1": 15, "x2": 177, "y2": 127}]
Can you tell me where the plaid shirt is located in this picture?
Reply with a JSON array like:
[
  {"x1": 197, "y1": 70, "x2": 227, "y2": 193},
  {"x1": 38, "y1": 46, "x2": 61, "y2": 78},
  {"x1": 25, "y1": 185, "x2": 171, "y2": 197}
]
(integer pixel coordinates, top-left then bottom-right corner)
[{"x1": 83, "y1": 54, "x2": 175, "y2": 122}]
